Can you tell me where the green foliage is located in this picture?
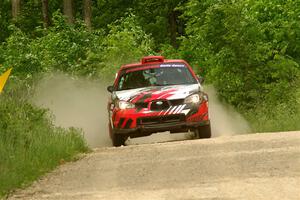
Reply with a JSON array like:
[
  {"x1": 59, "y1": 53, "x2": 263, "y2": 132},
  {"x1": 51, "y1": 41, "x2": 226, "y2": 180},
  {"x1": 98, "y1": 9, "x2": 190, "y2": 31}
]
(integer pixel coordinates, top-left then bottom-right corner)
[
  {"x1": 93, "y1": 0, "x2": 135, "y2": 30},
  {"x1": 0, "y1": 0, "x2": 11, "y2": 43},
  {"x1": 1, "y1": 13, "x2": 104, "y2": 78},
  {"x1": 1, "y1": 26, "x2": 43, "y2": 77},
  {"x1": 181, "y1": 0, "x2": 300, "y2": 131},
  {"x1": 159, "y1": 44, "x2": 182, "y2": 59},
  {"x1": 0, "y1": 93, "x2": 88, "y2": 197},
  {"x1": 132, "y1": 0, "x2": 186, "y2": 48},
  {"x1": 33, "y1": 13, "x2": 104, "y2": 77},
  {"x1": 98, "y1": 13, "x2": 154, "y2": 80},
  {"x1": 93, "y1": 0, "x2": 186, "y2": 48},
  {"x1": 1, "y1": 12, "x2": 154, "y2": 81},
  {"x1": 14, "y1": 0, "x2": 43, "y2": 35},
  {"x1": 244, "y1": 102, "x2": 300, "y2": 133}
]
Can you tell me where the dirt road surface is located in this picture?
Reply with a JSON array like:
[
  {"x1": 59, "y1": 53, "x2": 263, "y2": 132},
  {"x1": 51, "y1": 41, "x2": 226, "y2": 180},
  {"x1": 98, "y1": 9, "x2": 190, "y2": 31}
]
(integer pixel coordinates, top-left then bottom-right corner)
[{"x1": 9, "y1": 131, "x2": 300, "y2": 200}]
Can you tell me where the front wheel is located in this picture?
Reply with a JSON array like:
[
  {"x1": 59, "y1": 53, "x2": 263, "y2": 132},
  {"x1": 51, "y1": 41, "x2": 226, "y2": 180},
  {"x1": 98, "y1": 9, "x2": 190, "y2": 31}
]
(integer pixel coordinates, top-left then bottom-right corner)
[
  {"x1": 195, "y1": 124, "x2": 211, "y2": 139},
  {"x1": 112, "y1": 133, "x2": 127, "y2": 147}
]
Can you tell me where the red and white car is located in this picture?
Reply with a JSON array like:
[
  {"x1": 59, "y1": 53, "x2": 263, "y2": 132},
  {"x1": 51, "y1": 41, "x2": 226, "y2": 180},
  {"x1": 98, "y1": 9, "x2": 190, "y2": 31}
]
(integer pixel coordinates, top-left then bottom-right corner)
[{"x1": 107, "y1": 56, "x2": 211, "y2": 146}]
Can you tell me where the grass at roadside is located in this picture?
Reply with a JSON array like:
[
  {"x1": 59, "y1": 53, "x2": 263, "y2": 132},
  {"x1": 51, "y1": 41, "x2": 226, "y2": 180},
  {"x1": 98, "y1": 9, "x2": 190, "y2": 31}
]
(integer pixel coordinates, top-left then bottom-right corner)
[
  {"x1": 0, "y1": 96, "x2": 89, "y2": 198},
  {"x1": 246, "y1": 113, "x2": 300, "y2": 133},
  {"x1": 243, "y1": 101, "x2": 300, "y2": 133}
]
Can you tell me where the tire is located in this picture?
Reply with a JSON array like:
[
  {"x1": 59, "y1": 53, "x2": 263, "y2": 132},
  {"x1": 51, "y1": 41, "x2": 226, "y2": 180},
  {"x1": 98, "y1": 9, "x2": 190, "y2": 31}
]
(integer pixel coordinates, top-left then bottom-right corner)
[
  {"x1": 112, "y1": 133, "x2": 126, "y2": 147},
  {"x1": 109, "y1": 122, "x2": 127, "y2": 147},
  {"x1": 195, "y1": 124, "x2": 211, "y2": 139}
]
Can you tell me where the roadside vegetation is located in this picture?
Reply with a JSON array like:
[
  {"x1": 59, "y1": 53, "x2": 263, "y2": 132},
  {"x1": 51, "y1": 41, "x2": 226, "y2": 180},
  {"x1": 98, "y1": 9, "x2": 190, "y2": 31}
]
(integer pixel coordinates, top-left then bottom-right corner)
[
  {"x1": 0, "y1": 94, "x2": 88, "y2": 197},
  {"x1": 0, "y1": 0, "x2": 300, "y2": 197},
  {"x1": 179, "y1": 0, "x2": 300, "y2": 132}
]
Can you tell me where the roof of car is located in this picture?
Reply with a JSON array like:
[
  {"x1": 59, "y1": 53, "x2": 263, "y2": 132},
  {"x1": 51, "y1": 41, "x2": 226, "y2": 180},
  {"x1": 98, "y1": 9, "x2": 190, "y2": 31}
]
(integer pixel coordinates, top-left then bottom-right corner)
[{"x1": 120, "y1": 56, "x2": 189, "y2": 70}]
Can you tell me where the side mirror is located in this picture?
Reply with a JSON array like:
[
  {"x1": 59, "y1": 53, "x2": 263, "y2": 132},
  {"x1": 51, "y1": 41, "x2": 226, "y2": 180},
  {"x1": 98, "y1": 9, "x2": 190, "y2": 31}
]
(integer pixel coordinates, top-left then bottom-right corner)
[
  {"x1": 197, "y1": 75, "x2": 204, "y2": 84},
  {"x1": 107, "y1": 85, "x2": 115, "y2": 93}
]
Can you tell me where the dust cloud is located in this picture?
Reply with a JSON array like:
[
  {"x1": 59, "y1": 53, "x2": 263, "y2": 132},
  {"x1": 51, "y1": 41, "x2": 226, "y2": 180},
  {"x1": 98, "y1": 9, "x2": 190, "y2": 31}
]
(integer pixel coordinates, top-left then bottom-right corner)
[
  {"x1": 206, "y1": 85, "x2": 252, "y2": 137},
  {"x1": 32, "y1": 74, "x2": 251, "y2": 147},
  {"x1": 32, "y1": 73, "x2": 111, "y2": 148}
]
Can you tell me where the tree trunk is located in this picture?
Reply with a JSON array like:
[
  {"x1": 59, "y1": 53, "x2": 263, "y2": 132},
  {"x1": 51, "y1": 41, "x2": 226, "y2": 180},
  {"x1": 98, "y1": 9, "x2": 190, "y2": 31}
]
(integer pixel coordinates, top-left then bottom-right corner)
[
  {"x1": 169, "y1": 10, "x2": 178, "y2": 48},
  {"x1": 41, "y1": 0, "x2": 50, "y2": 28},
  {"x1": 83, "y1": 0, "x2": 92, "y2": 30},
  {"x1": 12, "y1": 0, "x2": 21, "y2": 19},
  {"x1": 63, "y1": 0, "x2": 74, "y2": 24}
]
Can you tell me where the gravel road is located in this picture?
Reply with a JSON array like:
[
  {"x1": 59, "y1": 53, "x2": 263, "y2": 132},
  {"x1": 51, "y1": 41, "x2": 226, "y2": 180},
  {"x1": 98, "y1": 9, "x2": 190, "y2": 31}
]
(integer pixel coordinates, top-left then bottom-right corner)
[{"x1": 9, "y1": 131, "x2": 300, "y2": 200}]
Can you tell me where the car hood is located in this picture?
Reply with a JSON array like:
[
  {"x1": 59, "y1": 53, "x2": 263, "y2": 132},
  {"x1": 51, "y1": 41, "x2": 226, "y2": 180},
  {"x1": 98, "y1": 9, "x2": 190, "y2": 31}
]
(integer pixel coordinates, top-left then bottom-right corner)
[{"x1": 114, "y1": 84, "x2": 201, "y2": 103}]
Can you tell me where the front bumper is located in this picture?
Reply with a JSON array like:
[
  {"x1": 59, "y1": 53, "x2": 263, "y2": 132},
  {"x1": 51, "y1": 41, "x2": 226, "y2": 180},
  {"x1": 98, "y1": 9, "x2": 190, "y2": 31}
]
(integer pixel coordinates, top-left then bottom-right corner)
[
  {"x1": 111, "y1": 100, "x2": 210, "y2": 138},
  {"x1": 113, "y1": 118, "x2": 210, "y2": 138}
]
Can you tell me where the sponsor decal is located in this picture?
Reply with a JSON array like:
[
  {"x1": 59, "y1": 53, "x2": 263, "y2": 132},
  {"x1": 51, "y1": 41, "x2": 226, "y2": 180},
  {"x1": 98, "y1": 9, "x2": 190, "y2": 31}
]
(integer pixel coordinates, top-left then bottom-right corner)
[
  {"x1": 0, "y1": 68, "x2": 12, "y2": 93},
  {"x1": 160, "y1": 64, "x2": 185, "y2": 68},
  {"x1": 125, "y1": 65, "x2": 159, "y2": 73}
]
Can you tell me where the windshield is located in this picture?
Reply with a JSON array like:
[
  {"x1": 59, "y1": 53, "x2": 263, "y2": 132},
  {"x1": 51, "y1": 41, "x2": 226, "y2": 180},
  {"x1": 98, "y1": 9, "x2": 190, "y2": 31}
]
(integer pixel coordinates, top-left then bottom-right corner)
[{"x1": 117, "y1": 63, "x2": 197, "y2": 90}]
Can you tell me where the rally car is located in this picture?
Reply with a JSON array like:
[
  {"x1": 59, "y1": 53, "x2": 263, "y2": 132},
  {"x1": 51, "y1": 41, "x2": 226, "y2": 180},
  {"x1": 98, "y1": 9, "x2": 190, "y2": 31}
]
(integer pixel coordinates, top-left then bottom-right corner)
[{"x1": 107, "y1": 56, "x2": 211, "y2": 146}]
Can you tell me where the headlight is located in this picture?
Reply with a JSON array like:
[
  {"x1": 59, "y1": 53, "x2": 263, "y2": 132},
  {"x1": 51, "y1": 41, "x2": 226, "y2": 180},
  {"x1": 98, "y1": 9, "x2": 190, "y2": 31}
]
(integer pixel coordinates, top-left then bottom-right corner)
[
  {"x1": 118, "y1": 100, "x2": 135, "y2": 110},
  {"x1": 184, "y1": 94, "x2": 202, "y2": 104}
]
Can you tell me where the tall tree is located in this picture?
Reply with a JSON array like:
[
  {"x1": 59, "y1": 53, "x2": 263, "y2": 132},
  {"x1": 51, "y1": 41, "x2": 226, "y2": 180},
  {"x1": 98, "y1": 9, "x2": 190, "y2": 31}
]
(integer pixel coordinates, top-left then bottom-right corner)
[
  {"x1": 92, "y1": 0, "x2": 134, "y2": 30},
  {"x1": 0, "y1": 0, "x2": 11, "y2": 42},
  {"x1": 63, "y1": 0, "x2": 74, "y2": 24},
  {"x1": 83, "y1": 0, "x2": 92, "y2": 30},
  {"x1": 169, "y1": 10, "x2": 178, "y2": 48},
  {"x1": 41, "y1": 0, "x2": 50, "y2": 28},
  {"x1": 133, "y1": 0, "x2": 186, "y2": 48},
  {"x1": 11, "y1": 0, "x2": 21, "y2": 19}
]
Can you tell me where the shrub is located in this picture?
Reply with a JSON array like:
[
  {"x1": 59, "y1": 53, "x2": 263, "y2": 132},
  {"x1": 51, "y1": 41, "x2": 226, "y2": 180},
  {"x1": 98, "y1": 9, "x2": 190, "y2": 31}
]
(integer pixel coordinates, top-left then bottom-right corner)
[
  {"x1": 179, "y1": 0, "x2": 300, "y2": 131},
  {"x1": 98, "y1": 13, "x2": 155, "y2": 80},
  {"x1": 0, "y1": 93, "x2": 88, "y2": 197}
]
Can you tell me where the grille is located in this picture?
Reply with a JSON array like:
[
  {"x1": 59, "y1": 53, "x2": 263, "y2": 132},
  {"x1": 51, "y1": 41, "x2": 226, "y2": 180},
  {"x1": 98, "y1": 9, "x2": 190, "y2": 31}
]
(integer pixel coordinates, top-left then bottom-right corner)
[
  {"x1": 150, "y1": 100, "x2": 170, "y2": 111},
  {"x1": 137, "y1": 114, "x2": 185, "y2": 126},
  {"x1": 117, "y1": 118, "x2": 125, "y2": 128},
  {"x1": 124, "y1": 119, "x2": 133, "y2": 129},
  {"x1": 169, "y1": 99, "x2": 184, "y2": 106}
]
